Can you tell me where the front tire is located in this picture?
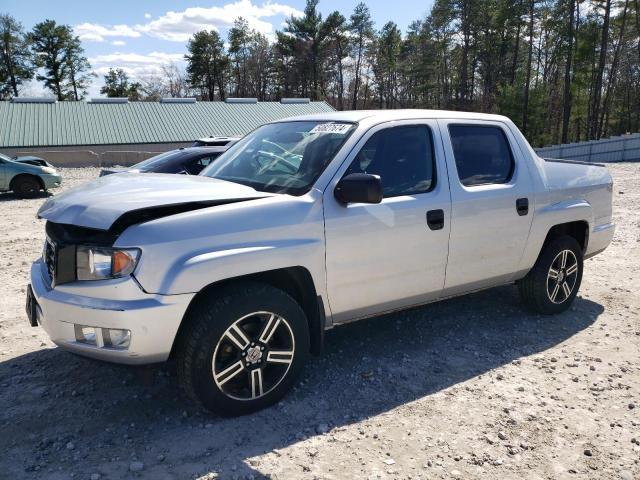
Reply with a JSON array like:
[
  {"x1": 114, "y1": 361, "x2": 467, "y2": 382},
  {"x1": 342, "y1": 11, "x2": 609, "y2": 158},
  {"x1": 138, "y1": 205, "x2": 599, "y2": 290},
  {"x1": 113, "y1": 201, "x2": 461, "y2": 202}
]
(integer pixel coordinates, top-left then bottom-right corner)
[
  {"x1": 518, "y1": 235, "x2": 584, "y2": 314},
  {"x1": 176, "y1": 282, "x2": 309, "y2": 416},
  {"x1": 12, "y1": 175, "x2": 41, "y2": 198}
]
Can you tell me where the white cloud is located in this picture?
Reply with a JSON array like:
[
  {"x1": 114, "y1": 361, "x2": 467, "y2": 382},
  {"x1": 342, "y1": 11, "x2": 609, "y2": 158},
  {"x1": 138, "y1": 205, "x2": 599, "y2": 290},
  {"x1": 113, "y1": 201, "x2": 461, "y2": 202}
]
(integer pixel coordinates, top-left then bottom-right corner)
[
  {"x1": 75, "y1": 1, "x2": 301, "y2": 44},
  {"x1": 111, "y1": 40, "x2": 126, "y2": 46},
  {"x1": 135, "y1": 0, "x2": 303, "y2": 42},
  {"x1": 74, "y1": 23, "x2": 141, "y2": 42},
  {"x1": 89, "y1": 51, "x2": 185, "y2": 80}
]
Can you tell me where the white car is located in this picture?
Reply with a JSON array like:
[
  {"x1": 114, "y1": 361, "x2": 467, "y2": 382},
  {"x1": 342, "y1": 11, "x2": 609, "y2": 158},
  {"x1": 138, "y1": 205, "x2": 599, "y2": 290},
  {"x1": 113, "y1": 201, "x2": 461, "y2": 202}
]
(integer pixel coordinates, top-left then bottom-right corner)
[{"x1": 27, "y1": 110, "x2": 614, "y2": 415}]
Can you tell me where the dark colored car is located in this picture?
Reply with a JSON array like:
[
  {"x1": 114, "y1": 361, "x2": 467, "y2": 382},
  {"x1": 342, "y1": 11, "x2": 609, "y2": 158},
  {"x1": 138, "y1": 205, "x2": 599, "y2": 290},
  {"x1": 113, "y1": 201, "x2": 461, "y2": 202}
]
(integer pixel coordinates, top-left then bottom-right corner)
[{"x1": 99, "y1": 147, "x2": 229, "y2": 177}]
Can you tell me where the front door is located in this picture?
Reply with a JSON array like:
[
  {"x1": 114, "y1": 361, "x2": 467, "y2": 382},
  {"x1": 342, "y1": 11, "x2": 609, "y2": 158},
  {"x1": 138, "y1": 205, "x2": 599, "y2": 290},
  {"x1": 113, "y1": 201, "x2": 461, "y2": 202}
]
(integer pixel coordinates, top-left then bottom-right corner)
[
  {"x1": 438, "y1": 120, "x2": 535, "y2": 295},
  {"x1": 0, "y1": 160, "x2": 7, "y2": 190},
  {"x1": 324, "y1": 120, "x2": 451, "y2": 323}
]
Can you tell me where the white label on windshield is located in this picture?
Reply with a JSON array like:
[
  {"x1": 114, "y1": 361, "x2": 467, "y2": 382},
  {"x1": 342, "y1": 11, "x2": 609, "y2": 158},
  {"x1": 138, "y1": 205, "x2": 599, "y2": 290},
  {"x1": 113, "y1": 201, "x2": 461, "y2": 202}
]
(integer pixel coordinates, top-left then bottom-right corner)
[{"x1": 309, "y1": 123, "x2": 352, "y2": 135}]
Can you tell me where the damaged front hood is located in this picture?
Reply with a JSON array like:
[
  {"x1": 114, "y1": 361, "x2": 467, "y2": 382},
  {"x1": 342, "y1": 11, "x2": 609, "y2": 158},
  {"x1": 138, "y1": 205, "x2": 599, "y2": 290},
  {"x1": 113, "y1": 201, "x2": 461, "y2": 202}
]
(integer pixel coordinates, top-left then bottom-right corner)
[{"x1": 37, "y1": 173, "x2": 272, "y2": 231}]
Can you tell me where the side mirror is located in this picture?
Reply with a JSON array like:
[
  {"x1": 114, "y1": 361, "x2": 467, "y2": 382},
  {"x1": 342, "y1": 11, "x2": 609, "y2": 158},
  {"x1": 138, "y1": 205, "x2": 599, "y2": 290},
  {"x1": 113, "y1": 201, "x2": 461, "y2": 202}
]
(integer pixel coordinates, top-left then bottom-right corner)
[{"x1": 334, "y1": 173, "x2": 383, "y2": 204}]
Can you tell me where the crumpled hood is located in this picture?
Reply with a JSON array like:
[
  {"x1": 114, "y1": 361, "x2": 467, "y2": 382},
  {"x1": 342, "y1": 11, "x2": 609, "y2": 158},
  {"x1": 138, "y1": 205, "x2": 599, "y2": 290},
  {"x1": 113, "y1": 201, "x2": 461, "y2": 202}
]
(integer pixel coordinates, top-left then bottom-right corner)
[
  {"x1": 14, "y1": 156, "x2": 51, "y2": 167},
  {"x1": 37, "y1": 173, "x2": 272, "y2": 231}
]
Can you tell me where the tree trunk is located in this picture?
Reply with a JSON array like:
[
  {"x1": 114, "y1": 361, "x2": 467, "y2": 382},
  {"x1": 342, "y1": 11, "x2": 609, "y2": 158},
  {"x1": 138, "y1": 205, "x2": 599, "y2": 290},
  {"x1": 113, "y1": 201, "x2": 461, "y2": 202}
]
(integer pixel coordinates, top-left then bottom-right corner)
[
  {"x1": 561, "y1": 0, "x2": 576, "y2": 143},
  {"x1": 522, "y1": 0, "x2": 535, "y2": 135},
  {"x1": 336, "y1": 40, "x2": 344, "y2": 110},
  {"x1": 352, "y1": 37, "x2": 364, "y2": 110},
  {"x1": 589, "y1": 0, "x2": 612, "y2": 139},
  {"x1": 511, "y1": 18, "x2": 522, "y2": 85},
  {"x1": 458, "y1": 0, "x2": 471, "y2": 107},
  {"x1": 598, "y1": 0, "x2": 629, "y2": 138}
]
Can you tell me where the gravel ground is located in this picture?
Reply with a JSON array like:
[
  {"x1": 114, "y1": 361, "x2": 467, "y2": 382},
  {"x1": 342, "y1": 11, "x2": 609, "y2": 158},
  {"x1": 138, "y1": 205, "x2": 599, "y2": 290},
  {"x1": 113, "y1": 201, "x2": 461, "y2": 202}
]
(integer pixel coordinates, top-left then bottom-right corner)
[{"x1": 0, "y1": 165, "x2": 638, "y2": 480}]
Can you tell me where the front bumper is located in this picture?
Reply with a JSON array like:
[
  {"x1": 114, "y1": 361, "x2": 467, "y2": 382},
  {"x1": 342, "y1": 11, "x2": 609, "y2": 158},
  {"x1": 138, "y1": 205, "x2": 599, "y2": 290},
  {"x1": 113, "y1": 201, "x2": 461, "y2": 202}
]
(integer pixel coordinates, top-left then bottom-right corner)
[
  {"x1": 29, "y1": 259, "x2": 194, "y2": 364},
  {"x1": 40, "y1": 173, "x2": 62, "y2": 190}
]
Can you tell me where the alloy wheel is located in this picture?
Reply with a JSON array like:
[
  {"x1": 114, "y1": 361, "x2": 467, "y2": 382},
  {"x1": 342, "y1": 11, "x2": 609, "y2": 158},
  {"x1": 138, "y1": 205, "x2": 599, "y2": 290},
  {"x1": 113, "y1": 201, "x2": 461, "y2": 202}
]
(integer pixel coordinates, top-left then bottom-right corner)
[
  {"x1": 212, "y1": 311, "x2": 295, "y2": 401},
  {"x1": 546, "y1": 249, "x2": 579, "y2": 304}
]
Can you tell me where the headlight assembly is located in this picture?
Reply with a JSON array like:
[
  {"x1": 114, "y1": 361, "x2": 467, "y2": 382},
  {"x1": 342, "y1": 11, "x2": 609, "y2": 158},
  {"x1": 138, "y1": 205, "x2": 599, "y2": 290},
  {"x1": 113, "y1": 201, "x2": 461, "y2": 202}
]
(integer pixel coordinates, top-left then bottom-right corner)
[
  {"x1": 76, "y1": 246, "x2": 140, "y2": 281},
  {"x1": 40, "y1": 166, "x2": 57, "y2": 174}
]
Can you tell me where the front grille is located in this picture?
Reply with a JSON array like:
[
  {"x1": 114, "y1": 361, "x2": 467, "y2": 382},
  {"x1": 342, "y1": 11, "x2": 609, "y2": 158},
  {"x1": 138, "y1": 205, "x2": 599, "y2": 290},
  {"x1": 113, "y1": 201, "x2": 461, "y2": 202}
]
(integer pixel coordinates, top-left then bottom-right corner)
[{"x1": 43, "y1": 238, "x2": 57, "y2": 281}]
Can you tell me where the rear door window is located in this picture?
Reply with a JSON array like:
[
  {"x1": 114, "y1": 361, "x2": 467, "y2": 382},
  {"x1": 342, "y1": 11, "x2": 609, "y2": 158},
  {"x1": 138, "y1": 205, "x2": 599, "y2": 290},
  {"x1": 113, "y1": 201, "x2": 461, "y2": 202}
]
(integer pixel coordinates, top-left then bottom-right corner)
[
  {"x1": 185, "y1": 154, "x2": 222, "y2": 175},
  {"x1": 448, "y1": 125, "x2": 514, "y2": 187}
]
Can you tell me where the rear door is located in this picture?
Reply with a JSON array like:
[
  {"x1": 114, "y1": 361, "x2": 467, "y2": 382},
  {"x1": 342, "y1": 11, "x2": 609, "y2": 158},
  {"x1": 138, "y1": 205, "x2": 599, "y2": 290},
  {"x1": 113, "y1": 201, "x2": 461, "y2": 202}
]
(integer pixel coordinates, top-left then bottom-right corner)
[
  {"x1": 438, "y1": 120, "x2": 534, "y2": 294},
  {"x1": 324, "y1": 120, "x2": 451, "y2": 323}
]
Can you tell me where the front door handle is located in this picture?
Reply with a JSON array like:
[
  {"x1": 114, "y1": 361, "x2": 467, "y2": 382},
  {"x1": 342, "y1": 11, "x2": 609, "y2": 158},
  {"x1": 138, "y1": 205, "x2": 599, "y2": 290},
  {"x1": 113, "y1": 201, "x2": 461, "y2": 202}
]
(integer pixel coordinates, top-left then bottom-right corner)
[
  {"x1": 516, "y1": 198, "x2": 529, "y2": 216},
  {"x1": 426, "y1": 209, "x2": 444, "y2": 230}
]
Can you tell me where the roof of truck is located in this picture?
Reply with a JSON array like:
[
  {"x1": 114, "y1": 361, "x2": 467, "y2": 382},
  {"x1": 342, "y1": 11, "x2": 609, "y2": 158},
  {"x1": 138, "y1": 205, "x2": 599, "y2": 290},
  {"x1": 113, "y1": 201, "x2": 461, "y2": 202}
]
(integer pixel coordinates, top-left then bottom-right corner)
[{"x1": 281, "y1": 109, "x2": 511, "y2": 124}]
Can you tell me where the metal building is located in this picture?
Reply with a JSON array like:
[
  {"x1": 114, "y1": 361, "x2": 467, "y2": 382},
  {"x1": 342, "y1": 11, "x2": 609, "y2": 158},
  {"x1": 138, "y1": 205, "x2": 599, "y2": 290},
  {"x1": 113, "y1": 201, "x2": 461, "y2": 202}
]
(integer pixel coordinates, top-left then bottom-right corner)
[{"x1": 0, "y1": 98, "x2": 335, "y2": 166}]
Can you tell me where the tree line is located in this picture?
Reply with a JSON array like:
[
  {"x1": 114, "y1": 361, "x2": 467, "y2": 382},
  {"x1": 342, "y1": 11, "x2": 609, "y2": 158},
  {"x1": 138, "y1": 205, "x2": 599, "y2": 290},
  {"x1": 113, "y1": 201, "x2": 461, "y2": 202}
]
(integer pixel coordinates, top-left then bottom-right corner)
[
  {"x1": 0, "y1": 15, "x2": 92, "y2": 100},
  {"x1": 1, "y1": 0, "x2": 639, "y2": 146}
]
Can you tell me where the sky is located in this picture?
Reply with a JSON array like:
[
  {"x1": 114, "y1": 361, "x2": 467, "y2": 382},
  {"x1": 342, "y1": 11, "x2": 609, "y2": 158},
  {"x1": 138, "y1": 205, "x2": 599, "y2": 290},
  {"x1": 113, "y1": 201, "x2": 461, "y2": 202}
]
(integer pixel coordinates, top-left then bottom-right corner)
[{"x1": 3, "y1": 0, "x2": 435, "y2": 98}]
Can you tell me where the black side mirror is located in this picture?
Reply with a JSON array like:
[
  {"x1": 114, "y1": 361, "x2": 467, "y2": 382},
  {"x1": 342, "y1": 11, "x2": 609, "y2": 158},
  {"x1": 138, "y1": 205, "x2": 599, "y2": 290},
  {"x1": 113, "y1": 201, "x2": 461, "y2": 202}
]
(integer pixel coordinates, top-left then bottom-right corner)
[{"x1": 334, "y1": 173, "x2": 383, "y2": 204}]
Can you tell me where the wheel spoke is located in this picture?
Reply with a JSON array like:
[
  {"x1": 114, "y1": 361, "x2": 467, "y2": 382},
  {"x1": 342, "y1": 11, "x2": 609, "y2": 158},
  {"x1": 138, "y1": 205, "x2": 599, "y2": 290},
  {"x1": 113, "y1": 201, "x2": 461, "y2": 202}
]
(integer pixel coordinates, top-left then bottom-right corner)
[
  {"x1": 251, "y1": 368, "x2": 264, "y2": 398},
  {"x1": 562, "y1": 281, "x2": 572, "y2": 298},
  {"x1": 549, "y1": 283, "x2": 560, "y2": 302},
  {"x1": 215, "y1": 360, "x2": 244, "y2": 386},
  {"x1": 266, "y1": 350, "x2": 294, "y2": 365},
  {"x1": 548, "y1": 268, "x2": 559, "y2": 279},
  {"x1": 566, "y1": 263, "x2": 578, "y2": 276},
  {"x1": 560, "y1": 250, "x2": 568, "y2": 268},
  {"x1": 258, "y1": 314, "x2": 281, "y2": 344},
  {"x1": 225, "y1": 324, "x2": 250, "y2": 350}
]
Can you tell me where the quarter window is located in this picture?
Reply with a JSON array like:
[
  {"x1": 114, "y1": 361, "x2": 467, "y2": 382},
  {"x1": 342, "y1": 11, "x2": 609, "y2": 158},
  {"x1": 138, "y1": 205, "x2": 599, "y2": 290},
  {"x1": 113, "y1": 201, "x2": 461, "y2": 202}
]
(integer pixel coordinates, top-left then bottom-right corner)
[
  {"x1": 448, "y1": 125, "x2": 514, "y2": 187},
  {"x1": 344, "y1": 125, "x2": 436, "y2": 198}
]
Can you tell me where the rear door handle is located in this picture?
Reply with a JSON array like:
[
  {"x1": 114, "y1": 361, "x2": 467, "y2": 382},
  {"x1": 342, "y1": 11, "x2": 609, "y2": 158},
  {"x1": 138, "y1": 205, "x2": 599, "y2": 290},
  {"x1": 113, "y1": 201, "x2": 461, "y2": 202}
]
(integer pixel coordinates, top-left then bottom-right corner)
[
  {"x1": 426, "y1": 209, "x2": 444, "y2": 230},
  {"x1": 516, "y1": 198, "x2": 529, "y2": 216}
]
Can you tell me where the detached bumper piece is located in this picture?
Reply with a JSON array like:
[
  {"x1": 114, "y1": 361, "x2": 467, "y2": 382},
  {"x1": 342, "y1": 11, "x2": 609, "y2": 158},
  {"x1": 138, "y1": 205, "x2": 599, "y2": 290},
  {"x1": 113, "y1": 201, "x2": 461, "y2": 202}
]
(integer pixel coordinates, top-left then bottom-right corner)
[{"x1": 25, "y1": 284, "x2": 40, "y2": 327}]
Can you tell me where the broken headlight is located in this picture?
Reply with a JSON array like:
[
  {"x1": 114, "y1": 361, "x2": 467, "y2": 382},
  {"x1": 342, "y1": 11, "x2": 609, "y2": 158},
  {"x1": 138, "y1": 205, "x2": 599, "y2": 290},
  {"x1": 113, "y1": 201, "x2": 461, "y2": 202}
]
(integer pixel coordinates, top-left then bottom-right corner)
[{"x1": 76, "y1": 246, "x2": 140, "y2": 281}]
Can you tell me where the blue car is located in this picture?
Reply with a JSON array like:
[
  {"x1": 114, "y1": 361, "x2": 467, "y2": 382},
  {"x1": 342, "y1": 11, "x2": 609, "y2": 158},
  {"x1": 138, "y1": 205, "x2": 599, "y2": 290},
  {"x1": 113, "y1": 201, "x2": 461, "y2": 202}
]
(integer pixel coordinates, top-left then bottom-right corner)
[{"x1": 0, "y1": 153, "x2": 62, "y2": 198}]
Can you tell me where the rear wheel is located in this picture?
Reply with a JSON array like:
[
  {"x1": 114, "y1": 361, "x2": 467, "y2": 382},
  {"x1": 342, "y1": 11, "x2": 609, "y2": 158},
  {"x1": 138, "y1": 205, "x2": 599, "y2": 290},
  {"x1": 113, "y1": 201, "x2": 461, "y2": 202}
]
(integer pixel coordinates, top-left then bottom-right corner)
[
  {"x1": 176, "y1": 282, "x2": 309, "y2": 416},
  {"x1": 518, "y1": 235, "x2": 583, "y2": 314},
  {"x1": 12, "y1": 175, "x2": 41, "y2": 198}
]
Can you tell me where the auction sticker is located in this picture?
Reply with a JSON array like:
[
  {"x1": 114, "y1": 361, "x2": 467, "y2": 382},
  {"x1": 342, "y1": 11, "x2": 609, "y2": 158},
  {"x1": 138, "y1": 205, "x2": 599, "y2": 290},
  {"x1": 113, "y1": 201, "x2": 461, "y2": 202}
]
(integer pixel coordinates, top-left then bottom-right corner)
[{"x1": 309, "y1": 123, "x2": 352, "y2": 135}]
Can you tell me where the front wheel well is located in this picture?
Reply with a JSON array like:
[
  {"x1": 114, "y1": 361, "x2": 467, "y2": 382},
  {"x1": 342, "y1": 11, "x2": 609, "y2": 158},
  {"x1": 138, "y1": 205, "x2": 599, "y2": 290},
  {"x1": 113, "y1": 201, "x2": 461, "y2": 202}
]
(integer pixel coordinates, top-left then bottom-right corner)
[
  {"x1": 10, "y1": 173, "x2": 44, "y2": 191},
  {"x1": 170, "y1": 267, "x2": 325, "y2": 359},
  {"x1": 543, "y1": 221, "x2": 589, "y2": 252}
]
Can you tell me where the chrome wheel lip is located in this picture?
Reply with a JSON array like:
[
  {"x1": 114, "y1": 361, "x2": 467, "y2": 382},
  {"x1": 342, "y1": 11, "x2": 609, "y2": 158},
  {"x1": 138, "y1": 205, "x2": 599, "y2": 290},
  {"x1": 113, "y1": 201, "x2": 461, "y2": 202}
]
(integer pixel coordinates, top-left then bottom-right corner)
[
  {"x1": 546, "y1": 249, "x2": 579, "y2": 304},
  {"x1": 212, "y1": 311, "x2": 295, "y2": 402}
]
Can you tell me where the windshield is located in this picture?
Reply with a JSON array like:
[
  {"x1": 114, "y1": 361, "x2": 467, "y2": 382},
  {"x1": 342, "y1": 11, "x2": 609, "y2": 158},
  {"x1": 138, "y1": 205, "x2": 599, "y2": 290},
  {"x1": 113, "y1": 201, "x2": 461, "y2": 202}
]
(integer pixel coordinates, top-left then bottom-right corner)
[
  {"x1": 131, "y1": 150, "x2": 185, "y2": 172},
  {"x1": 201, "y1": 121, "x2": 355, "y2": 195}
]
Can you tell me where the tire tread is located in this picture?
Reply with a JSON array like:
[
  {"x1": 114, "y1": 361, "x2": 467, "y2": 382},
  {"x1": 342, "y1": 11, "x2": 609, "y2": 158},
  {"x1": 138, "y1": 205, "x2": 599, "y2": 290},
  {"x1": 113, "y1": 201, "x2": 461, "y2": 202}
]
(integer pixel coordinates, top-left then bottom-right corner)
[
  {"x1": 519, "y1": 235, "x2": 583, "y2": 315},
  {"x1": 175, "y1": 281, "x2": 308, "y2": 415}
]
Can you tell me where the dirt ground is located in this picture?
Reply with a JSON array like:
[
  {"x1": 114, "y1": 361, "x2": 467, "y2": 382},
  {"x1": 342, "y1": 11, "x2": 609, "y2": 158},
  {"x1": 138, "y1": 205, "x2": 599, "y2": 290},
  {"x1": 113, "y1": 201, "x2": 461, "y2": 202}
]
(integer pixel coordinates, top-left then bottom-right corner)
[{"x1": 0, "y1": 165, "x2": 638, "y2": 480}]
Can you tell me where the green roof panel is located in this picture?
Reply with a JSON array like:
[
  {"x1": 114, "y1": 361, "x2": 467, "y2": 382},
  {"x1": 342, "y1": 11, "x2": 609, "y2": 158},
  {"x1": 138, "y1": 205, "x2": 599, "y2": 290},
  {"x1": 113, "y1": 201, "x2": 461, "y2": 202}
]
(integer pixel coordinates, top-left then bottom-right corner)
[{"x1": 0, "y1": 101, "x2": 335, "y2": 148}]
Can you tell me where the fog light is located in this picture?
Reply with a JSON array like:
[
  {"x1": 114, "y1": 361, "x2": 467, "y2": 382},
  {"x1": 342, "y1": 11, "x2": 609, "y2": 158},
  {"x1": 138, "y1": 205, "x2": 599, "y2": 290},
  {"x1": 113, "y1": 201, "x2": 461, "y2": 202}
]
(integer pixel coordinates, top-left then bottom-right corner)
[
  {"x1": 74, "y1": 325, "x2": 97, "y2": 345},
  {"x1": 104, "y1": 329, "x2": 131, "y2": 349}
]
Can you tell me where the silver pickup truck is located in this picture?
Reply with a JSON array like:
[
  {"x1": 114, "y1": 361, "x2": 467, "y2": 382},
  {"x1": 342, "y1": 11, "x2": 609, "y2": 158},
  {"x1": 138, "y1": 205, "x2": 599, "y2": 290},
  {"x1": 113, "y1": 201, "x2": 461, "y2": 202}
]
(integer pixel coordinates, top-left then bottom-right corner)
[{"x1": 27, "y1": 110, "x2": 614, "y2": 415}]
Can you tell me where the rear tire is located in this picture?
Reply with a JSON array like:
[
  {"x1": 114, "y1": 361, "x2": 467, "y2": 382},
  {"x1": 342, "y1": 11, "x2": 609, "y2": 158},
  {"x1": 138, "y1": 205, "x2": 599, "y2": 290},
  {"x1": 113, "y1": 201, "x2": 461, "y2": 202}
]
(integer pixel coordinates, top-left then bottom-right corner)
[
  {"x1": 518, "y1": 235, "x2": 583, "y2": 314},
  {"x1": 176, "y1": 282, "x2": 309, "y2": 416},
  {"x1": 12, "y1": 175, "x2": 41, "y2": 198}
]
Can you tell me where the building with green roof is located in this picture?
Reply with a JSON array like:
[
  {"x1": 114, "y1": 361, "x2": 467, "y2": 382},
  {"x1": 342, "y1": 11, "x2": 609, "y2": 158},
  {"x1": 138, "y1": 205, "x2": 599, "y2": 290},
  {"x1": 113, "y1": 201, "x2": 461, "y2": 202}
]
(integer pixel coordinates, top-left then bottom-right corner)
[{"x1": 0, "y1": 98, "x2": 335, "y2": 166}]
